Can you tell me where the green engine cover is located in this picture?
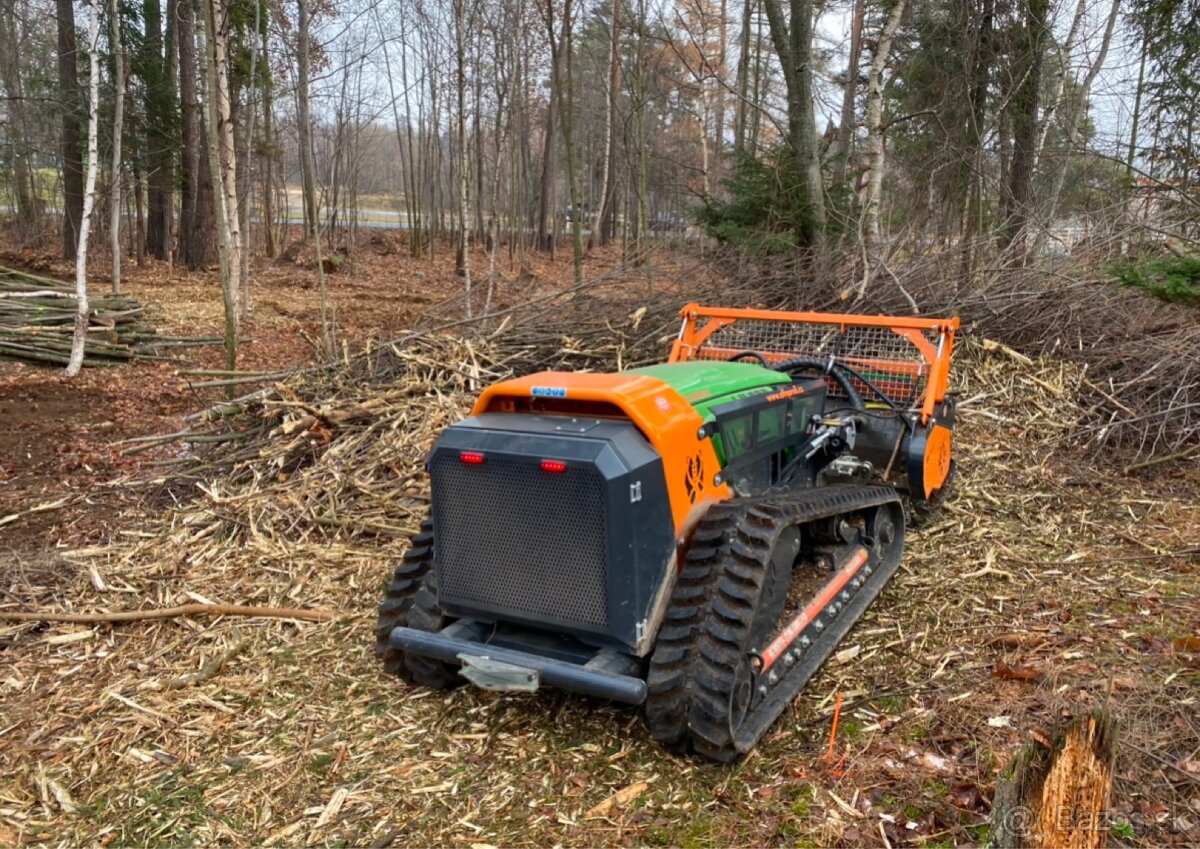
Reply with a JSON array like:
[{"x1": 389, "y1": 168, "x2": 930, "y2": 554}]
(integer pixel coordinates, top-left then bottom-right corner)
[
  {"x1": 628, "y1": 361, "x2": 791, "y2": 421},
  {"x1": 629, "y1": 361, "x2": 812, "y2": 470}
]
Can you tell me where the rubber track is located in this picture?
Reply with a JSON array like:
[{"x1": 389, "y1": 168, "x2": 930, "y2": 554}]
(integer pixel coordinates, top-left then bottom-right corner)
[
  {"x1": 687, "y1": 485, "x2": 903, "y2": 761},
  {"x1": 374, "y1": 515, "x2": 435, "y2": 682},
  {"x1": 644, "y1": 501, "x2": 740, "y2": 752},
  {"x1": 403, "y1": 568, "x2": 463, "y2": 689}
]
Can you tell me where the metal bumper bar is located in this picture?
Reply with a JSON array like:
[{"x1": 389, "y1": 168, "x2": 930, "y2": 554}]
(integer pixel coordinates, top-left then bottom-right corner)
[{"x1": 389, "y1": 626, "x2": 648, "y2": 705}]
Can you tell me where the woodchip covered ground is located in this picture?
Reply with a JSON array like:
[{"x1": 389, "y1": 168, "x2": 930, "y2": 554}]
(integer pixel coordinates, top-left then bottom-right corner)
[{"x1": 0, "y1": 243, "x2": 1197, "y2": 848}]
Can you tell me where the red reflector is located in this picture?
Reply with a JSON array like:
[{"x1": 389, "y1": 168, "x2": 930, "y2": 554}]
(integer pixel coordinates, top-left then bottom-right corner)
[
  {"x1": 460, "y1": 451, "x2": 486, "y2": 465},
  {"x1": 540, "y1": 459, "x2": 568, "y2": 473}
]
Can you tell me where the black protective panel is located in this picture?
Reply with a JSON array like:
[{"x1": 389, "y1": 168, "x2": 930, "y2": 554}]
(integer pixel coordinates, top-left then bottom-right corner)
[
  {"x1": 432, "y1": 451, "x2": 610, "y2": 628},
  {"x1": 428, "y1": 415, "x2": 674, "y2": 651}
]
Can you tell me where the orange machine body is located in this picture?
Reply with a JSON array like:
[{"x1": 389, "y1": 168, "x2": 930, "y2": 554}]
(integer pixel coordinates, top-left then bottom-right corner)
[
  {"x1": 474, "y1": 371, "x2": 732, "y2": 535},
  {"x1": 472, "y1": 304, "x2": 959, "y2": 523}
]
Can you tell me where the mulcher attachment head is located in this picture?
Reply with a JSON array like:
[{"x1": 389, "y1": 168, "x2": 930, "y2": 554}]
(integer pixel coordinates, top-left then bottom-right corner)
[{"x1": 669, "y1": 304, "x2": 961, "y2": 508}]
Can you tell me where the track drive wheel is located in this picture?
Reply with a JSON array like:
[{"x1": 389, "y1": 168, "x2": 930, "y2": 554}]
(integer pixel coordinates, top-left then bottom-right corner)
[
  {"x1": 375, "y1": 515, "x2": 436, "y2": 681},
  {"x1": 402, "y1": 569, "x2": 463, "y2": 690}
]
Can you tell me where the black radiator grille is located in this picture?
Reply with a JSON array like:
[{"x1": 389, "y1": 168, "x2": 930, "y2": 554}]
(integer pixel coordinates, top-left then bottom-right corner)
[{"x1": 430, "y1": 453, "x2": 609, "y2": 628}]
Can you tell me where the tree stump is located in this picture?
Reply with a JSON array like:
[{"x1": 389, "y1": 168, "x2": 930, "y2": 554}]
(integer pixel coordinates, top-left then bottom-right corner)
[{"x1": 991, "y1": 709, "x2": 1118, "y2": 849}]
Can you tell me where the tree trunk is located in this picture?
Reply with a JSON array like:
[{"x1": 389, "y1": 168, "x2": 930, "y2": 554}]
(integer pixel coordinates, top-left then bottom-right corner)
[
  {"x1": 178, "y1": 0, "x2": 214, "y2": 269},
  {"x1": 990, "y1": 710, "x2": 1117, "y2": 849},
  {"x1": 733, "y1": 0, "x2": 751, "y2": 154},
  {"x1": 57, "y1": 0, "x2": 85, "y2": 260},
  {"x1": 143, "y1": 0, "x2": 174, "y2": 260},
  {"x1": 297, "y1": 0, "x2": 318, "y2": 240},
  {"x1": 238, "y1": 0, "x2": 260, "y2": 316},
  {"x1": 633, "y1": 0, "x2": 648, "y2": 259},
  {"x1": 860, "y1": 0, "x2": 906, "y2": 251},
  {"x1": 210, "y1": 0, "x2": 242, "y2": 311},
  {"x1": 959, "y1": 0, "x2": 993, "y2": 277},
  {"x1": 591, "y1": 0, "x2": 620, "y2": 250},
  {"x1": 66, "y1": 0, "x2": 101, "y2": 377},
  {"x1": 832, "y1": 0, "x2": 865, "y2": 189},
  {"x1": 132, "y1": 156, "x2": 145, "y2": 265},
  {"x1": 0, "y1": 3, "x2": 37, "y2": 224},
  {"x1": 536, "y1": 52, "x2": 558, "y2": 252},
  {"x1": 200, "y1": 0, "x2": 239, "y2": 373},
  {"x1": 550, "y1": 0, "x2": 584, "y2": 284},
  {"x1": 760, "y1": 0, "x2": 825, "y2": 250},
  {"x1": 453, "y1": 0, "x2": 472, "y2": 312},
  {"x1": 714, "y1": 0, "x2": 727, "y2": 169},
  {"x1": 110, "y1": 0, "x2": 125, "y2": 293},
  {"x1": 294, "y1": 0, "x2": 330, "y2": 351},
  {"x1": 259, "y1": 15, "x2": 277, "y2": 259},
  {"x1": 1002, "y1": 0, "x2": 1048, "y2": 259}
]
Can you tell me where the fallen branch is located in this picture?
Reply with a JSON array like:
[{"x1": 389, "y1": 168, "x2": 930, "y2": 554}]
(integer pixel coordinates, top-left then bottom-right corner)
[
  {"x1": 0, "y1": 496, "x2": 74, "y2": 528},
  {"x1": 0, "y1": 603, "x2": 335, "y2": 624},
  {"x1": 1122, "y1": 444, "x2": 1200, "y2": 475}
]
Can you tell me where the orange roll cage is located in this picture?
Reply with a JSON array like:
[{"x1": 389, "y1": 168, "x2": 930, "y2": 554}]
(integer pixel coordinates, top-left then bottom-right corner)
[{"x1": 668, "y1": 304, "x2": 960, "y2": 423}]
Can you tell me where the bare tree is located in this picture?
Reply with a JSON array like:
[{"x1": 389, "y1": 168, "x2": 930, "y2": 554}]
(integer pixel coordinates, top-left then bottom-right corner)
[
  {"x1": 110, "y1": 0, "x2": 125, "y2": 293},
  {"x1": 453, "y1": 0, "x2": 472, "y2": 311},
  {"x1": 57, "y1": 0, "x2": 85, "y2": 260},
  {"x1": 66, "y1": 0, "x2": 102, "y2": 377},
  {"x1": 860, "y1": 0, "x2": 907, "y2": 250},
  {"x1": 200, "y1": 0, "x2": 240, "y2": 371}
]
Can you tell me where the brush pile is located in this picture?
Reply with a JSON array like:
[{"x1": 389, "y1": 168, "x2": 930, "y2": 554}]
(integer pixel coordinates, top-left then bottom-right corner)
[
  {"x1": 0, "y1": 266, "x2": 153, "y2": 366},
  {"x1": 129, "y1": 302, "x2": 688, "y2": 547},
  {"x1": 716, "y1": 241, "x2": 1200, "y2": 463}
]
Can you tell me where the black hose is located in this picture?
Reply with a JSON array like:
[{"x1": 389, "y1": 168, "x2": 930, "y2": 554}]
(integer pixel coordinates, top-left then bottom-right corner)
[
  {"x1": 726, "y1": 350, "x2": 769, "y2": 366},
  {"x1": 831, "y1": 362, "x2": 905, "y2": 416},
  {"x1": 770, "y1": 357, "x2": 866, "y2": 411}
]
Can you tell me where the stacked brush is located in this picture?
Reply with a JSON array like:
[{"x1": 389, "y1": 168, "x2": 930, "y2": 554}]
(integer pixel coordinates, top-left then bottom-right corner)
[{"x1": 0, "y1": 265, "x2": 154, "y2": 366}]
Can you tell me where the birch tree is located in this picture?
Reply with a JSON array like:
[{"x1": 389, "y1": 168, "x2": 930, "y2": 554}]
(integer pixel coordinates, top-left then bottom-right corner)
[
  {"x1": 66, "y1": 0, "x2": 102, "y2": 377},
  {"x1": 860, "y1": 0, "x2": 907, "y2": 250},
  {"x1": 200, "y1": 0, "x2": 240, "y2": 371},
  {"x1": 110, "y1": 0, "x2": 125, "y2": 293}
]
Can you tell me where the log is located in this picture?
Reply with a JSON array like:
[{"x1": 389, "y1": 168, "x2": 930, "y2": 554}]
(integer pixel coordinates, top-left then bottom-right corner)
[{"x1": 990, "y1": 708, "x2": 1118, "y2": 849}]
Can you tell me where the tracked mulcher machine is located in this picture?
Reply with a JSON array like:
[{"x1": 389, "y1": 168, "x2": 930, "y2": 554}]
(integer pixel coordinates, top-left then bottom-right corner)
[{"x1": 377, "y1": 305, "x2": 959, "y2": 761}]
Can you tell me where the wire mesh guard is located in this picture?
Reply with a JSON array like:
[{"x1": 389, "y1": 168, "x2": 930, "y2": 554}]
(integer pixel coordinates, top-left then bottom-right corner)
[{"x1": 693, "y1": 319, "x2": 939, "y2": 406}]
